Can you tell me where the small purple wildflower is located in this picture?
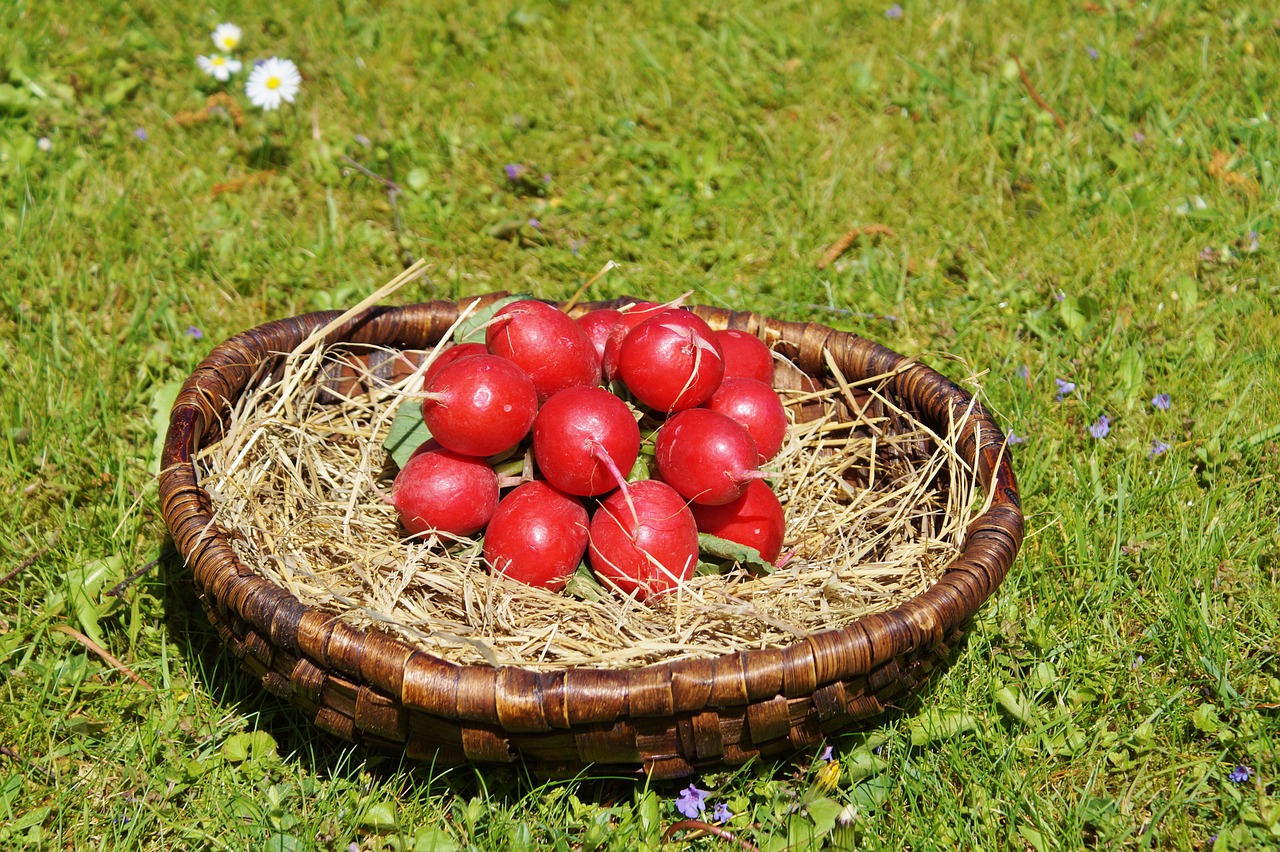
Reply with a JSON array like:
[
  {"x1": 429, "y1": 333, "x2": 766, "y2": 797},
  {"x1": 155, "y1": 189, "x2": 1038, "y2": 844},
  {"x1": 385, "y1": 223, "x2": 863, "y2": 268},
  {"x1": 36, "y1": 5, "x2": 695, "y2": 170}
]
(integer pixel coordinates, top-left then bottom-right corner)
[
  {"x1": 1053, "y1": 290, "x2": 1066, "y2": 302},
  {"x1": 1149, "y1": 440, "x2": 1171, "y2": 458},
  {"x1": 1130, "y1": 654, "x2": 1144, "y2": 669},
  {"x1": 504, "y1": 163, "x2": 527, "y2": 181},
  {"x1": 1016, "y1": 364, "x2": 1030, "y2": 379},
  {"x1": 1198, "y1": 246, "x2": 1217, "y2": 262},
  {"x1": 1132, "y1": 131, "x2": 1146, "y2": 144},
  {"x1": 1151, "y1": 393, "x2": 1171, "y2": 411},
  {"x1": 1246, "y1": 231, "x2": 1260, "y2": 253},
  {"x1": 675, "y1": 784, "x2": 708, "y2": 819},
  {"x1": 819, "y1": 745, "x2": 834, "y2": 762},
  {"x1": 1007, "y1": 431, "x2": 1027, "y2": 445},
  {"x1": 1085, "y1": 45, "x2": 1099, "y2": 60},
  {"x1": 354, "y1": 133, "x2": 371, "y2": 147},
  {"x1": 1227, "y1": 765, "x2": 1251, "y2": 784},
  {"x1": 569, "y1": 238, "x2": 587, "y2": 256},
  {"x1": 712, "y1": 802, "x2": 732, "y2": 824},
  {"x1": 133, "y1": 127, "x2": 148, "y2": 142},
  {"x1": 1089, "y1": 414, "x2": 1110, "y2": 439},
  {"x1": 1055, "y1": 378, "x2": 1076, "y2": 400},
  {"x1": 185, "y1": 325, "x2": 204, "y2": 340},
  {"x1": 885, "y1": 4, "x2": 903, "y2": 19},
  {"x1": 542, "y1": 173, "x2": 552, "y2": 184},
  {"x1": 527, "y1": 218, "x2": 541, "y2": 229}
]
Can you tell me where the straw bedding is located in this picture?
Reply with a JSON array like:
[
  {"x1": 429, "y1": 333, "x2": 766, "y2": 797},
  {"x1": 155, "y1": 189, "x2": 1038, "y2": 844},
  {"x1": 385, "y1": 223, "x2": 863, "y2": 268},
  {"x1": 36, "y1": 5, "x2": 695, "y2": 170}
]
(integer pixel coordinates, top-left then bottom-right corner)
[{"x1": 196, "y1": 336, "x2": 985, "y2": 672}]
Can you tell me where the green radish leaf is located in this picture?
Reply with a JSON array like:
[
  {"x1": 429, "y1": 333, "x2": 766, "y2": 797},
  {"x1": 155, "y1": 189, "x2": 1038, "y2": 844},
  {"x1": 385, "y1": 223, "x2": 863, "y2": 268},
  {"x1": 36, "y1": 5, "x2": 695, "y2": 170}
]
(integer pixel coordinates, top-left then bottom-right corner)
[
  {"x1": 383, "y1": 400, "x2": 432, "y2": 469},
  {"x1": 698, "y1": 533, "x2": 774, "y2": 574},
  {"x1": 626, "y1": 454, "x2": 650, "y2": 482},
  {"x1": 564, "y1": 562, "x2": 606, "y2": 602},
  {"x1": 453, "y1": 294, "x2": 531, "y2": 345},
  {"x1": 695, "y1": 560, "x2": 723, "y2": 577}
]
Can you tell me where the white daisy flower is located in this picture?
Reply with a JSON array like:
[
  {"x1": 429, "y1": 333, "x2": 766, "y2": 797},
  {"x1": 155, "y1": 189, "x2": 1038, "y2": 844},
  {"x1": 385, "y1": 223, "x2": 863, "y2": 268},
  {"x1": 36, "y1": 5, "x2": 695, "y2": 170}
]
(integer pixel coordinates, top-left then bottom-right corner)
[
  {"x1": 212, "y1": 23, "x2": 242, "y2": 53},
  {"x1": 245, "y1": 57, "x2": 302, "y2": 111},
  {"x1": 196, "y1": 54, "x2": 243, "y2": 82}
]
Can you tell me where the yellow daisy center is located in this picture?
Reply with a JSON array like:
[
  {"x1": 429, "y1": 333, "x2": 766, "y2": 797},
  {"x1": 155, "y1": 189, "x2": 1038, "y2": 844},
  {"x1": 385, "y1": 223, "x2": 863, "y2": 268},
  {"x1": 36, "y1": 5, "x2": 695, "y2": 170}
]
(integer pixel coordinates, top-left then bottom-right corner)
[
  {"x1": 212, "y1": 57, "x2": 226, "y2": 66},
  {"x1": 266, "y1": 76, "x2": 281, "y2": 90}
]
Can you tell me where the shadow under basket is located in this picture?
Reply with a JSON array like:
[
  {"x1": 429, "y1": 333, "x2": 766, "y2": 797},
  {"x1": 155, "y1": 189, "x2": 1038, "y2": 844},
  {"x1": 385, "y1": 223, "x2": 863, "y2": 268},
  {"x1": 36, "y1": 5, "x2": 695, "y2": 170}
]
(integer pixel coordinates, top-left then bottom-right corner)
[{"x1": 159, "y1": 295, "x2": 1024, "y2": 779}]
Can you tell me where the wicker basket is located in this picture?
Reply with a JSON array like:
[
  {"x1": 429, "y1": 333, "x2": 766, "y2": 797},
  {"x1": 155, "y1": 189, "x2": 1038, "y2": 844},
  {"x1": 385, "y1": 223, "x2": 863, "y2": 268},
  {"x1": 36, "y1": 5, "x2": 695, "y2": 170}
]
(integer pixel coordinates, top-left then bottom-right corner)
[{"x1": 159, "y1": 295, "x2": 1023, "y2": 779}]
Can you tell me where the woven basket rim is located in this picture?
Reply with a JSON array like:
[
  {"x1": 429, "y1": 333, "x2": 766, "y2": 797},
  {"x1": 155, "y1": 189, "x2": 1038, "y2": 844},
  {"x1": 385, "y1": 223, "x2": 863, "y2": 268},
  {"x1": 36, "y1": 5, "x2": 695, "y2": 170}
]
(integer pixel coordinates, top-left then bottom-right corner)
[{"x1": 159, "y1": 294, "x2": 1023, "y2": 775}]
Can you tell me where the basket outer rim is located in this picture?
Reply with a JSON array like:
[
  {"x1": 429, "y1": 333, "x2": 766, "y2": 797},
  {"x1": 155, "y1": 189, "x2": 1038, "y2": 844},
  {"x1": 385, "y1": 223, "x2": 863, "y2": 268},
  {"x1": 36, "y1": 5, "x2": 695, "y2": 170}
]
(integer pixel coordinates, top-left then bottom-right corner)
[{"x1": 159, "y1": 295, "x2": 1022, "y2": 746}]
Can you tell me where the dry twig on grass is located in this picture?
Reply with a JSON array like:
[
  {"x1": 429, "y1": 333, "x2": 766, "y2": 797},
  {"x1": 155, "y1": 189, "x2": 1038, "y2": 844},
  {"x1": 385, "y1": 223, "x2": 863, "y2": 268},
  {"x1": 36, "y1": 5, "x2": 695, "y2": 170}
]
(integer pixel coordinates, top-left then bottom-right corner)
[
  {"x1": 1012, "y1": 55, "x2": 1066, "y2": 130},
  {"x1": 51, "y1": 624, "x2": 155, "y2": 691},
  {"x1": 816, "y1": 224, "x2": 896, "y2": 269}
]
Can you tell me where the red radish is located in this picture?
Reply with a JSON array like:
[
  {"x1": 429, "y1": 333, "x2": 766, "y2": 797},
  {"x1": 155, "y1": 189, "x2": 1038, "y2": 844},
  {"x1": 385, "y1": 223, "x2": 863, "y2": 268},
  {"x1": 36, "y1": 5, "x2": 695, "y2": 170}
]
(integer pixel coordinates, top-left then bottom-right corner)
[
  {"x1": 484, "y1": 481, "x2": 588, "y2": 591},
  {"x1": 421, "y1": 354, "x2": 538, "y2": 458},
  {"x1": 389, "y1": 449, "x2": 499, "y2": 537},
  {"x1": 654, "y1": 408, "x2": 764, "y2": 505},
  {"x1": 532, "y1": 386, "x2": 640, "y2": 496},
  {"x1": 576, "y1": 308, "x2": 622, "y2": 368},
  {"x1": 601, "y1": 300, "x2": 664, "y2": 382},
  {"x1": 716, "y1": 330, "x2": 775, "y2": 384},
  {"x1": 690, "y1": 479, "x2": 786, "y2": 564},
  {"x1": 588, "y1": 480, "x2": 698, "y2": 600},
  {"x1": 705, "y1": 377, "x2": 789, "y2": 462},
  {"x1": 407, "y1": 437, "x2": 445, "y2": 460},
  {"x1": 422, "y1": 342, "x2": 488, "y2": 383},
  {"x1": 617, "y1": 310, "x2": 724, "y2": 412},
  {"x1": 486, "y1": 299, "x2": 599, "y2": 401}
]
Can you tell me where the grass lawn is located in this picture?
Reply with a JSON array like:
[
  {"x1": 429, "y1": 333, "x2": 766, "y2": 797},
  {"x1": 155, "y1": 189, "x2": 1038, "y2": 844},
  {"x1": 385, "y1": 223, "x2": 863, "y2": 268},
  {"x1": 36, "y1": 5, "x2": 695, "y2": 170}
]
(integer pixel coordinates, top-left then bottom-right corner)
[{"x1": 2, "y1": 0, "x2": 1278, "y2": 848}]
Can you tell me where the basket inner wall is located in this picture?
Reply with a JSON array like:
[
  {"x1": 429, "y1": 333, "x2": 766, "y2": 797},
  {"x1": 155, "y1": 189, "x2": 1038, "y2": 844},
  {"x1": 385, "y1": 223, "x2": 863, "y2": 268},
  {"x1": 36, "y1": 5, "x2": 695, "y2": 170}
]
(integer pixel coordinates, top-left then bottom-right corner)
[{"x1": 192, "y1": 312, "x2": 986, "y2": 672}]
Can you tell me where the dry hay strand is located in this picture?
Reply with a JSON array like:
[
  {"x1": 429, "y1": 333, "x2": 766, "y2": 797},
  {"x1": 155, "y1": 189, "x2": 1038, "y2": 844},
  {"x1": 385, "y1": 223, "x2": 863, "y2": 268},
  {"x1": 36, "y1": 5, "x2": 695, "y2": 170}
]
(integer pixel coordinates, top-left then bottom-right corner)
[{"x1": 197, "y1": 333, "x2": 988, "y2": 671}]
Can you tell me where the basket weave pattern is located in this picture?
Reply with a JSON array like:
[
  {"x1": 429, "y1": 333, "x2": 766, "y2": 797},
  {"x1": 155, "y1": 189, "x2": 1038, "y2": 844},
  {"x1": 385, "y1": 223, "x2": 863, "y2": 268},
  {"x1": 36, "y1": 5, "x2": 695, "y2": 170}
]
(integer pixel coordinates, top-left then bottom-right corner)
[{"x1": 160, "y1": 297, "x2": 1023, "y2": 778}]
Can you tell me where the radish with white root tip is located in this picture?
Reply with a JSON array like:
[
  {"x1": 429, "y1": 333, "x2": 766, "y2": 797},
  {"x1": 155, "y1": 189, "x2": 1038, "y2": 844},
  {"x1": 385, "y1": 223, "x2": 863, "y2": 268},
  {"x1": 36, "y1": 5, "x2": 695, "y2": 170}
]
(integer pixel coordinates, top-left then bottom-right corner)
[
  {"x1": 420, "y1": 354, "x2": 538, "y2": 458},
  {"x1": 587, "y1": 479, "x2": 698, "y2": 600},
  {"x1": 531, "y1": 386, "x2": 641, "y2": 497},
  {"x1": 653, "y1": 408, "x2": 768, "y2": 505},
  {"x1": 617, "y1": 309, "x2": 724, "y2": 412}
]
